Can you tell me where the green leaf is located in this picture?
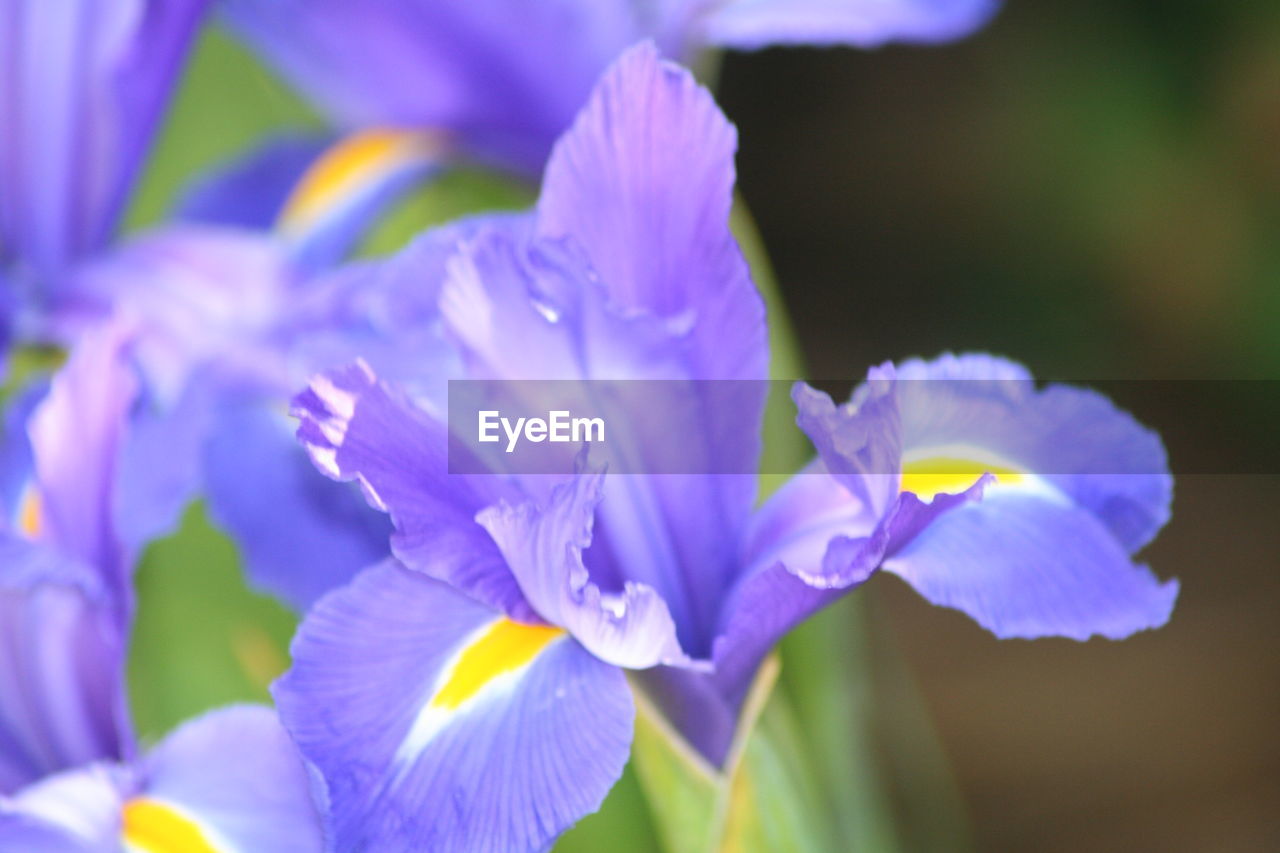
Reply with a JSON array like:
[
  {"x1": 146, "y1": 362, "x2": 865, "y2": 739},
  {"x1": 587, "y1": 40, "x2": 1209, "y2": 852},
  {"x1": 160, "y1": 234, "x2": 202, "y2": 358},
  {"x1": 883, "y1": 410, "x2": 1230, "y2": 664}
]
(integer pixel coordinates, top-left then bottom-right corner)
[{"x1": 127, "y1": 502, "x2": 297, "y2": 740}]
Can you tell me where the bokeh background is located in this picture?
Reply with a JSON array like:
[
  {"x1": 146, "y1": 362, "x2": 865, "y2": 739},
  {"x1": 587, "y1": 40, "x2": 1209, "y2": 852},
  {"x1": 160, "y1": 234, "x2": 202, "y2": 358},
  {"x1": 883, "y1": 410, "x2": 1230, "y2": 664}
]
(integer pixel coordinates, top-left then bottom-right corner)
[
  {"x1": 721, "y1": 2, "x2": 1280, "y2": 851},
  {"x1": 121, "y1": 2, "x2": 1279, "y2": 851}
]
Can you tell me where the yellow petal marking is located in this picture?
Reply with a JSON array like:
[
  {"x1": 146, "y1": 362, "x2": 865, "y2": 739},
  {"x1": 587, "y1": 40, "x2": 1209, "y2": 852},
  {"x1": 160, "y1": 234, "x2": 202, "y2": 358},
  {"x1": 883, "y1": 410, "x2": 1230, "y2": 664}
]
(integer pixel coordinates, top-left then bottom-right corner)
[
  {"x1": 17, "y1": 484, "x2": 42, "y2": 539},
  {"x1": 121, "y1": 799, "x2": 221, "y2": 853},
  {"x1": 278, "y1": 128, "x2": 443, "y2": 235},
  {"x1": 431, "y1": 619, "x2": 565, "y2": 711},
  {"x1": 900, "y1": 456, "x2": 1026, "y2": 500}
]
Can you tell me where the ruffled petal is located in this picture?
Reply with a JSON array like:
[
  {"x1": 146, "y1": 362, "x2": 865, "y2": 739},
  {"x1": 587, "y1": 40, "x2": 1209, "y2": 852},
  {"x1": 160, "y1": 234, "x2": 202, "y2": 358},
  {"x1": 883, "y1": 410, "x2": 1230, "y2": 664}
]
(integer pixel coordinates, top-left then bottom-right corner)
[
  {"x1": 136, "y1": 705, "x2": 326, "y2": 853},
  {"x1": 203, "y1": 399, "x2": 390, "y2": 611},
  {"x1": 0, "y1": 539, "x2": 131, "y2": 793},
  {"x1": 275, "y1": 561, "x2": 633, "y2": 853},
  {"x1": 701, "y1": 0, "x2": 1000, "y2": 49},
  {"x1": 477, "y1": 473, "x2": 699, "y2": 670},
  {"x1": 293, "y1": 362, "x2": 532, "y2": 619}
]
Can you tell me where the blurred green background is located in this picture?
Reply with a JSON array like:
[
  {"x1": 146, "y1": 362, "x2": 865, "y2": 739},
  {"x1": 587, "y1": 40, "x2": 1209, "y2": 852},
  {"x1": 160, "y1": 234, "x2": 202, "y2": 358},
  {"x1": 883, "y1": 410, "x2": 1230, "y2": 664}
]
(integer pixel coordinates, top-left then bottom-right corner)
[{"x1": 121, "y1": 2, "x2": 1279, "y2": 852}]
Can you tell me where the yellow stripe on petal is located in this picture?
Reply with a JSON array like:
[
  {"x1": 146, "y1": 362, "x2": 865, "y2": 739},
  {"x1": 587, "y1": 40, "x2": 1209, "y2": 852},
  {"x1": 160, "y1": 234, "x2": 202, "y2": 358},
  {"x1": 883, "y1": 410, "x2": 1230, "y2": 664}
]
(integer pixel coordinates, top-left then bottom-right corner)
[
  {"x1": 900, "y1": 454, "x2": 1027, "y2": 500},
  {"x1": 432, "y1": 619, "x2": 565, "y2": 711},
  {"x1": 121, "y1": 799, "x2": 223, "y2": 853},
  {"x1": 16, "y1": 483, "x2": 42, "y2": 539},
  {"x1": 278, "y1": 128, "x2": 446, "y2": 237}
]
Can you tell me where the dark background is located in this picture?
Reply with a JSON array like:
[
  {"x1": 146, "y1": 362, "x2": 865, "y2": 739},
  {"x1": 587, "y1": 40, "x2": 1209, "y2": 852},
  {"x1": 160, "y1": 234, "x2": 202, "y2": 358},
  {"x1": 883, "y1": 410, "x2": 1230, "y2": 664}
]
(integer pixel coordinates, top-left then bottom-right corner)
[{"x1": 720, "y1": 2, "x2": 1280, "y2": 850}]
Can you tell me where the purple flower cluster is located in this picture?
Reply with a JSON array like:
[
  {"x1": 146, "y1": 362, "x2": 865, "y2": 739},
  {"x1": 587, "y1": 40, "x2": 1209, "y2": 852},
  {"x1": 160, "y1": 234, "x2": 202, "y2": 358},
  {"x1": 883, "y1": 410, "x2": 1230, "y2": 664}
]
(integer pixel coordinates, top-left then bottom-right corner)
[{"x1": 0, "y1": 2, "x2": 1179, "y2": 852}]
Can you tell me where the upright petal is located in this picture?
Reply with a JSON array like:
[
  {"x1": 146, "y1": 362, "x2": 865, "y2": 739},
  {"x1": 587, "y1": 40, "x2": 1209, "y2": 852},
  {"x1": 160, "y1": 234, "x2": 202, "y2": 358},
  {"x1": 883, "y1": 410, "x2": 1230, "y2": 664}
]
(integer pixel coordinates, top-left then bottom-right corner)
[
  {"x1": 535, "y1": 42, "x2": 768, "y2": 650},
  {"x1": 275, "y1": 561, "x2": 633, "y2": 853},
  {"x1": 700, "y1": 0, "x2": 1000, "y2": 49},
  {"x1": 0, "y1": 539, "x2": 132, "y2": 794},
  {"x1": 538, "y1": 42, "x2": 768, "y2": 390},
  {"x1": 0, "y1": 0, "x2": 210, "y2": 289},
  {"x1": 293, "y1": 362, "x2": 531, "y2": 619},
  {"x1": 222, "y1": 0, "x2": 643, "y2": 173},
  {"x1": 28, "y1": 319, "x2": 138, "y2": 599},
  {"x1": 131, "y1": 705, "x2": 326, "y2": 853}
]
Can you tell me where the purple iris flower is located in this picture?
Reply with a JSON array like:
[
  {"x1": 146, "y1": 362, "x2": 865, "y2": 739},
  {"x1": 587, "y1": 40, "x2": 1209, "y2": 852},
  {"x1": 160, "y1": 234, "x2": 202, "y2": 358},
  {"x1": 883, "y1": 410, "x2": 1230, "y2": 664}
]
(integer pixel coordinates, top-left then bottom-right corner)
[
  {"x1": 0, "y1": 0, "x2": 211, "y2": 344},
  {"x1": 88, "y1": 0, "x2": 1002, "y2": 609},
  {"x1": 0, "y1": 321, "x2": 326, "y2": 851},
  {"x1": 219, "y1": 0, "x2": 1002, "y2": 176},
  {"x1": 278, "y1": 44, "x2": 1177, "y2": 853}
]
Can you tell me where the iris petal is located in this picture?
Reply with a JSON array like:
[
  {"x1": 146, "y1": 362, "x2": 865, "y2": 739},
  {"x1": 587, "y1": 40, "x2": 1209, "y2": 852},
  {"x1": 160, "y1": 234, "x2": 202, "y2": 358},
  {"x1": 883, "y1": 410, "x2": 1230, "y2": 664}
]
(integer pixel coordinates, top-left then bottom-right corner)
[{"x1": 275, "y1": 561, "x2": 632, "y2": 853}]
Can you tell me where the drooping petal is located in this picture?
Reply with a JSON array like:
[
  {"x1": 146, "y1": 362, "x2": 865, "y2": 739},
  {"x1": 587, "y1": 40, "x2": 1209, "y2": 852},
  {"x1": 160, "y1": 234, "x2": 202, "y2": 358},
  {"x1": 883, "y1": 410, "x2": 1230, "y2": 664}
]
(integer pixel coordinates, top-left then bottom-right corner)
[
  {"x1": 132, "y1": 705, "x2": 326, "y2": 853},
  {"x1": 0, "y1": 0, "x2": 210, "y2": 289},
  {"x1": 221, "y1": 0, "x2": 643, "y2": 173},
  {"x1": 883, "y1": 492, "x2": 1179, "y2": 639},
  {"x1": 0, "y1": 539, "x2": 132, "y2": 794},
  {"x1": 293, "y1": 362, "x2": 532, "y2": 619},
  {"x1": 275, "y1": 560, "x2": 633, "y2": 853},
  {"x1": 477, "y1": 472, "x2": 699, "y2": 670},
  {"x1": 203, "y1": 399, "x2": 390, "y2": 611},
  {"x1": 832, "y1": 353, "x2": 1178, "y2": 640},
  {"x1": 894, "y1": 353, "x2": 1172, "y2": 551},
  {"x1": 28, "y1": 319, "x2": 138, "y2": 598},
  {"x1": 700, "y1": 0, "x2": 1001, "y2": 49},
  {"x1": 0, "y1": 763, "x2": 127, "y2": 851}
]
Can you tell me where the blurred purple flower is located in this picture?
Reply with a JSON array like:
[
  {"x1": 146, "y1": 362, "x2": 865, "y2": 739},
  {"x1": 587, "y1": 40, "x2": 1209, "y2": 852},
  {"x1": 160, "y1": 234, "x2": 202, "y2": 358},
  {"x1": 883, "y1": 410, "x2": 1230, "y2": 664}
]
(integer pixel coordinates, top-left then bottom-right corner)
[
  {"x1": 219, "y1": 0, "x2": 1001, "y2": 175},
  {"x1": 0, "y1": 323, "x2": 326, "y2": 850},
  {"x1": 0, "y1": 0, "x2": 211, "y2": 343},
  {"x1": 0, "y1": 706, "x2": 325, "y2": 853},
  {"x1": 278, "y1": 43, "x2": 1176, "y2": 852}
]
